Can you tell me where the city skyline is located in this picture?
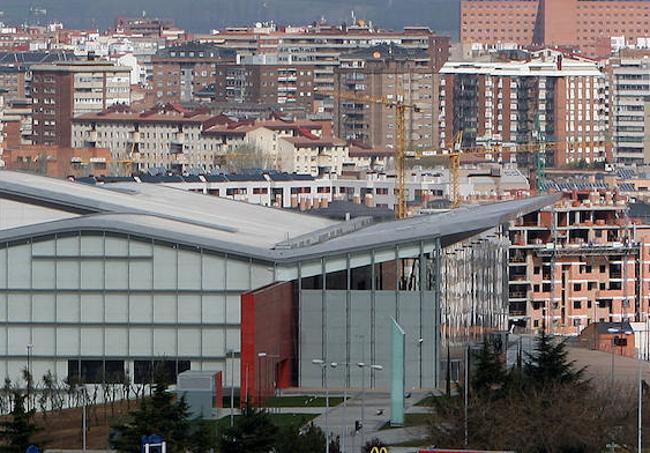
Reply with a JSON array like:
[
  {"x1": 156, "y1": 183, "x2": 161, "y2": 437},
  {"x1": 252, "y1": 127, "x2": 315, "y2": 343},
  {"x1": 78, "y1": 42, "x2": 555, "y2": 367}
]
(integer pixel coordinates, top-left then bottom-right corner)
[{"x1": 0, "y1": 0, "x2": 461, "y2": 36}]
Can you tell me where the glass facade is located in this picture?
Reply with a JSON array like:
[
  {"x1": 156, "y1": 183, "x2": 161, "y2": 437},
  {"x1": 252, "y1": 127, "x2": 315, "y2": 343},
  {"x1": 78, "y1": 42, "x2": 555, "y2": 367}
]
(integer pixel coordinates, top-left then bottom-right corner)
[{"x1": 0, "y1": 231, "x2": 274, "y2": 386}]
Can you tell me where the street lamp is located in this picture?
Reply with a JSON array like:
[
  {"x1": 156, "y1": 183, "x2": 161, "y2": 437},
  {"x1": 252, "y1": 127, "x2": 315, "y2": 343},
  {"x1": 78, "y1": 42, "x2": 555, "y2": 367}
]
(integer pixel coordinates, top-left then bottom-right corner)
[
  {"x1": 607, "y1": 326, "x2": 633, "y2": 385},
  {"x1": 312, "y1": 359, "x2": 330, "y2": 453},
  {"x1": 227, "y1": 350, "x2": 239, "y2": 427},
  {"x1": 356, "y1": 362, "x2": 383, "y2": 446},
  {"x1": 26, "y1": 344, "x2": 32, "y2": 412}
]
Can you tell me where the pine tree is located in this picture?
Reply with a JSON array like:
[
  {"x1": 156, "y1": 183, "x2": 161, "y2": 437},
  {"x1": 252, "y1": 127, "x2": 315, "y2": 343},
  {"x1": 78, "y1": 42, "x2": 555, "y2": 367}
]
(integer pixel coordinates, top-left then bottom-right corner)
[
  {"x1": 471, "y1": 339, "x2": 508, "y2": 396},
  {"x1": 110, "y1": 382, "x2": 191, "y2": 453},
  {"x1": 0, "y1": 392, "x2": 39, "y2": 453},
  {"x1": 219, "y1": 404, "x2": 277, "y2": 453},
  {"x1": 524, "y1": 330, "x2": 586, "y2": 388}
]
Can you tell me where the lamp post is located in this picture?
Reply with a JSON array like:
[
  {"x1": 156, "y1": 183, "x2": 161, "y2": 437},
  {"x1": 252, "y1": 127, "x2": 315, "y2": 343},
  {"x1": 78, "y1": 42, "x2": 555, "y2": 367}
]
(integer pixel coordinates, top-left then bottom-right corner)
[
  {"x1": 356, "y1": 362, "x2": 383, "y2": 447},
  {"x1": 26, "y1": 344, "x2": 32, "y2": 412},
  {"x1": 312, "y1": 359, "x2": 330, "y2": 453},
  {"x1": 607, "y1": 326, "x2": 633, "y2": 385},
  {"x1": 228, "y1": 349, "x2": 239, "y2": 427},
  {"x1": 637, "y1": 347, "x2": 643, "y2": 453}
]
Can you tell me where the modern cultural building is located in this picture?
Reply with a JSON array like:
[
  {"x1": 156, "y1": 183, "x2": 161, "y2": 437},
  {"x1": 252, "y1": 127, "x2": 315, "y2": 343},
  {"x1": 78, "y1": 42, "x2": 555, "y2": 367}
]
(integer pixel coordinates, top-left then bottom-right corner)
[{"x1": 0, "y1": 170, "x2": 556, "y2": 402}]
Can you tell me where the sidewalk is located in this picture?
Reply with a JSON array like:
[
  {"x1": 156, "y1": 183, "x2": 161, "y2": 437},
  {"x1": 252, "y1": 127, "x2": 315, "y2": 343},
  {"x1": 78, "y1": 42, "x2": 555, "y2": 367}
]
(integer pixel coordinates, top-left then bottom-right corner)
[{"x1": 311, "y1": 389, "x2": 431, "y2": 452}]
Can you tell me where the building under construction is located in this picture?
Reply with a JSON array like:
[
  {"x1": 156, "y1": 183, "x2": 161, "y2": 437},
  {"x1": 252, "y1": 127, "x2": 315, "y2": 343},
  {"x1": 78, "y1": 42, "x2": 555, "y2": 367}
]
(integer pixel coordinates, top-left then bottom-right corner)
[{"x1": 508, "y1": 189, "x2": 650, "y2": 335}]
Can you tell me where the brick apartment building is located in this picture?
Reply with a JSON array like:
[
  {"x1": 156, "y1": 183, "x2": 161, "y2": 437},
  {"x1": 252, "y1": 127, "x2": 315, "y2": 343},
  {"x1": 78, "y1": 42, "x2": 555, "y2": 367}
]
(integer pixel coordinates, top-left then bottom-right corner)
[
  {"x1": 30, "y1": 60, "x2": 131, "y2": 147},
  {"x1": 508, "y1": 189, "x2": 650, "y2": 335},
  {"x1": 440, "y1": 53, "x2": 609, "y2": 166},
  {"x1": 204, "y1": 24, "x2": 450, "y2": 112},
  {"x1": 151, "y1": 42, "x2": 237, "y2": 103},
  {"x1": 2, "y1": 144, "x2": 112, "y2": 178},
  {"x1": 460, "y1": 0, "x2": 650, "y2": 58},
  {"x1": 213, "y1": 55, "x2": 316, "y2": 111},
  {"x1": 333, "y1": 44, "x2": 440, "y2": 151},
  {"x1": 0, "y1": 51, "x2": 76, "y2": 101}
]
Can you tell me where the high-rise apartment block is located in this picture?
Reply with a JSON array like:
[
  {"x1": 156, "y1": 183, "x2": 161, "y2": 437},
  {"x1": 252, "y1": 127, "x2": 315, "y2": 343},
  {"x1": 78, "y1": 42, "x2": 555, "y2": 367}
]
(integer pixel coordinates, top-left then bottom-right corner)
[
  {"x1": 213, "y1": 56, "x2": 316, "y2": 111},
  {"x1": 460, "y1": 0, "x2": 650, "y2": 58},
  {"x1": 206, "y1": 24, "x2": 450, "y2": 112},
  {"x1": 439, "y1": 55, "x2": 609, "y2": 166},
  {"x1": 30, "y1": 60, "x2": 131, "y2": 147},
  {"x1": 333, "y1": 44, "x2": 440, "y2": 151},
  {"x1": 610, "y1": 56, "x2": 650, "y2": 165},
  {"x1": 151, "y1": 42, "x2": 237, "y2": 103},
  {"x1": 508, "y1": 190, "x2": 650, "y2": 335}
]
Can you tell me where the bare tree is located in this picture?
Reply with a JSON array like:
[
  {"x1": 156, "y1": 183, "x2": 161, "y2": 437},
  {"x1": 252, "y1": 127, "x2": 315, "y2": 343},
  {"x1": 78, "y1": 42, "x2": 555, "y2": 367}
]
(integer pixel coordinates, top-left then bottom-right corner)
[{"x1": 218, "y1": 143, "x2": 278, "y2": 173}]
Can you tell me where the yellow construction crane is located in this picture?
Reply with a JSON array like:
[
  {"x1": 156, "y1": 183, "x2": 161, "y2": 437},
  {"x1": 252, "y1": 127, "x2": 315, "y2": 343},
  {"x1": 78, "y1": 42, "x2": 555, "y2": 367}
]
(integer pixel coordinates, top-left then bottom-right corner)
[
  {"x1": 408, "y1": 137, "x2": 611, "y2": 208},
  {"x1": 326, "y1": 89, "x2": 420, "y2": 219}
]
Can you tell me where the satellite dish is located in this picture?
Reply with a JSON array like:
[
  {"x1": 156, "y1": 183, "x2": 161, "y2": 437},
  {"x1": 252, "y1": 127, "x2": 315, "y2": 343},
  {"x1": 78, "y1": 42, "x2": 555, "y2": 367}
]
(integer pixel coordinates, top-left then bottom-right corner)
[{"x1": 372, "y1": 51, "x2": 382, "y2": 59}]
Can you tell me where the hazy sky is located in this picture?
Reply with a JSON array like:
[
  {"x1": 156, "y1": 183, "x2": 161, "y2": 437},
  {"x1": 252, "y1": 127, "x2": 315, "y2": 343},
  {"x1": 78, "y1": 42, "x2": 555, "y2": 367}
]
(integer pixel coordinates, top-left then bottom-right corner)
[{"x1": 0, "y1": 0, "x2": 459, "y2": 36}]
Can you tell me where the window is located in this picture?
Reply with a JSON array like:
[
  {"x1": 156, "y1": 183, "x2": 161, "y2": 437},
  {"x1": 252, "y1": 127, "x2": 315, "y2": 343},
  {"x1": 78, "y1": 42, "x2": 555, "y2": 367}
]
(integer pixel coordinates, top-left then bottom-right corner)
[
  {"x1": 68, "y1": 360, "x2": 125, "y2": 383},
  {"x1": 134, "y1": 360, "x2": 191, "y2": 384},
  {"x1": 534, "y1": 266, "x2": 541, "y2": 275},
  {"x1": 600, "y1": 282, "x2": 606, "y2": 290},
  {"x1": 600, "y1": 265, "x2": 606, "y2": 273},
  {"x1": 573, "y1": 283, "x2": 581, "y2": 291},
  {"x1": 573, "y1": 300, "x2": 582, "y2": 309}
]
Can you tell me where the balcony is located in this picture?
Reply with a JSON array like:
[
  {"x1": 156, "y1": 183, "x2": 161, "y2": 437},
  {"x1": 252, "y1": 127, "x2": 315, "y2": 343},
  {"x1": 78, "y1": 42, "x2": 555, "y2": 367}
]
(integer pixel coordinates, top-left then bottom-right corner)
[
  {"x1": 128, "y1": 131, "x2": 142, "y2": 143},
  {"x1": 85, "y1": 130, "x2": 98, "y2": 144}
]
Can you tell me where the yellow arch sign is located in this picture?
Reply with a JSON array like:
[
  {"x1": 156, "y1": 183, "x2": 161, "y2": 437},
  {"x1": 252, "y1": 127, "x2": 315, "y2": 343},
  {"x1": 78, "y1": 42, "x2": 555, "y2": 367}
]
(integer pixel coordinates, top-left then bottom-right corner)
[{"x1": 370, "y1": 448, "x2": 389, "y2": 453}]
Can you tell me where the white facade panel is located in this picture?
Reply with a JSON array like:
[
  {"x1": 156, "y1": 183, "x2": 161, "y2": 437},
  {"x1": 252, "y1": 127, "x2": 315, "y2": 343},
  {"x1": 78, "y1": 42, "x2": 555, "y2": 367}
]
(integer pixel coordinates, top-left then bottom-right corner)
[
  {"x1": 226, "y1": 294, "x2": 240, "y2": 324},
  {"x1": 178, "y1": 250, "x2": 201, "y2": 290},
  {"x1": 178, "y1": 295, "x2": 201, "y2": 324},
  {"x1": 153, "y1": 328, "x2": 177, "y2": 356},
  {"x1": 57, "y1": 294, "x2": 80, "y2": 323},
  {"x1": 33, "y1": 294, "x2": 55, "y2": 322},
  {"x1": 56, "y1": 327, "x2": 79, "y2": 356},
  {"x1": 80, "y1": 328, "x2": 103, "y2": 355},
  {"x1": 153, "y1": 295, "x2": 177, "y2": 323},
  {"x1": 202, "y1": 254, "x2": 226, "y2": 290},
  {"x1": 129, "y1": 295, "x2": 152, "y2": 323},
  {"x1": 7, "y1": 293, "x2": 30, "y2": 322},
  {"x1": 226, "y1": 258, "x2": 250, "y2": 290},
  {"x1": 202, "y1": 329, "x2": 225, "y2": 358},
  {"x1": 105, "y1": 327, "x2": 128, "y2": 356},
  {"x1": 129, "y1": 328, "x2": 152, "y2": 356},
  {"x1": 80, "y1": 295, "x2": 103, "y2": 323},
  {"x1": 105, "y1": 294, "x2": 128, "y2": 323},
  {"x1": 178, "y1": 329, "x2": 201, "y2": 356},
  {"x1": 8, "y1": 244, "x2": 30, "y2": 288},
  {"x1": 153, "y1": 245, "x2": 177, "y2": 289},
  {"x1": 202, "y1": 294, "x2": 226, "y2": 324}
]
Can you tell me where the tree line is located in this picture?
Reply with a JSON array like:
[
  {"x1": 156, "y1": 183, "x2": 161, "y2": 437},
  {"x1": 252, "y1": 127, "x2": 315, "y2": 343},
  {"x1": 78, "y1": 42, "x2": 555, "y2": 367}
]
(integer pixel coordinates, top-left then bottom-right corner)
[{"x1": 429, "y1": 330, "x2": 647, "y2": 452}]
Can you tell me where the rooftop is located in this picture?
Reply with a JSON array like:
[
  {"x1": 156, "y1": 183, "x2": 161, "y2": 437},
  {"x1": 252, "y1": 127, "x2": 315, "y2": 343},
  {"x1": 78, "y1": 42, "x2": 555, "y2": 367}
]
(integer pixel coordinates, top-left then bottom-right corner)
[{"x1": 0, "y1": 170, "x2": 558, "y2": 264}]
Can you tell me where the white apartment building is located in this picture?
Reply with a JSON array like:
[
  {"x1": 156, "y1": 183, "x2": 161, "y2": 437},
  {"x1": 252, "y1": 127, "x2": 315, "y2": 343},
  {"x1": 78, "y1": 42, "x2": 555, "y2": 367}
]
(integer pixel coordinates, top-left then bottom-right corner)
[{"x1": 611, "y1": 56, "x2": 650, "y2": 165}]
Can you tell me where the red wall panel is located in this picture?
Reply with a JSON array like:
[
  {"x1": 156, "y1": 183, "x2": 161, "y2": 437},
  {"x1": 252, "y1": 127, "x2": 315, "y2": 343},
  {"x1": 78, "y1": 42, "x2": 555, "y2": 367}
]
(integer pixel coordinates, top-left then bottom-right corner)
[{"x1": 240, "y1": 281, "x2": 296, "y2": 407}]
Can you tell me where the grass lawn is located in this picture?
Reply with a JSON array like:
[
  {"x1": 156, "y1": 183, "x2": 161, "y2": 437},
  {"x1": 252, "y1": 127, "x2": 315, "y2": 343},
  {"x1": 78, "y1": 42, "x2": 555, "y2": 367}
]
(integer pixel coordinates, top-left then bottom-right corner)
[
  {"x1": 215, "y1": 412, "x2": 318, "y2": 431},
  {"x1": 263, "y1": 395, "x2": 345, "y2": 407},
  {"x1": 379, "y1": 413, "x2": 430, "y2": 431}
]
